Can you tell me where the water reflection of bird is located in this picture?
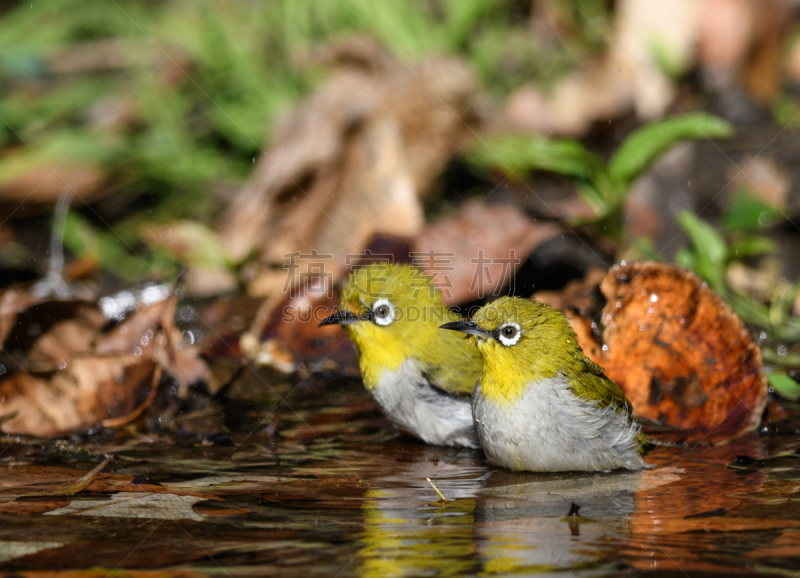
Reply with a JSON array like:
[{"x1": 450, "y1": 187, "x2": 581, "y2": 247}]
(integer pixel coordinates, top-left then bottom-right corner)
[
  {"x1": 355, "y1": 451, "x2": 484, "y2": 577},
  {"x1": 352, "y1": 445, "x2": 678, "y2": 576}
]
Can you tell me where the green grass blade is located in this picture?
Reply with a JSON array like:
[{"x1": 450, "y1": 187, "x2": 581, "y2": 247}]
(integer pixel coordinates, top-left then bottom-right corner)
[{"x1": 609, "y1": 113, "x2": 733, "y2": 188}]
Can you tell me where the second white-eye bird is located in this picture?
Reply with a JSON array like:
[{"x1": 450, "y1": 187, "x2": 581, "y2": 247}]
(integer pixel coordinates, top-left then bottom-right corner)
[
  {"x1": 319, "y1": 263, "x2": 482, "y2": 448},
  {"x1": 441, "y1": 296, "x2": 649, "y2": 472}
]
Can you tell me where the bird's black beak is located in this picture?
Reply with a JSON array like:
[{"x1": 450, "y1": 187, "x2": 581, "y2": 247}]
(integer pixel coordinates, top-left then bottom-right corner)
[
  {"x1": 318, "y1": 309, "x2": 360, "y2": 327},
  {"x1": 439, "y1": 320, "x2": 489, "y2": 338}
]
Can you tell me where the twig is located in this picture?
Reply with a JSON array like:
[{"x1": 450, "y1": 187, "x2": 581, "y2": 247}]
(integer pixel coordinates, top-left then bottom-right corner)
[
  {"x1": 426, "y1": 477, "x2": 451, "y2": 503},
  {"x1": 101, "y1": 363, "x2": 162, "y2": 428},
  {"x1": 39, "y1": 455, "x2": 113, "y2": 496}
]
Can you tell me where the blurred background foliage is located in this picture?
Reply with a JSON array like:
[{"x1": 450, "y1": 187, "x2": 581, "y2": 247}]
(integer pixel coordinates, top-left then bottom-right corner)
[
  {"x1": 2, "y1": 0, "x2": 800, "y2": 388},
  {"x1": 0, "y1": 0, "x2": 604, "y2": 220}
]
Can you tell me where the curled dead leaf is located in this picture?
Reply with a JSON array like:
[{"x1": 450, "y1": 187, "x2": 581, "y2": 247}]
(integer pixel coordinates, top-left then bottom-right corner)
[
  {"x1": 572, "y1": 262, "x2": 768, "y2": 443},
  {"x1": 0, "y1": 285, "x2": 210, "y2": 436},
  {"x1": 221, "y1": 39, "x2": 480, "y2": 296}
]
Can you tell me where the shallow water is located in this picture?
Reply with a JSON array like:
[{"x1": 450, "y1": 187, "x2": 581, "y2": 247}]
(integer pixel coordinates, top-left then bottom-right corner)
[{"x1": 1, "y1": 374, "x2": 799, "y2": 577}]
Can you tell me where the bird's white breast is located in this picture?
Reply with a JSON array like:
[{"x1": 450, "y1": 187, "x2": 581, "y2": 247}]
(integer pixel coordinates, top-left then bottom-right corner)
[
  {"x1": 472, "y1": 375, "x2": 646, "y2": 472},
  {"x1": 372, "y1": 359, "x2": 479, "y2": 448}
]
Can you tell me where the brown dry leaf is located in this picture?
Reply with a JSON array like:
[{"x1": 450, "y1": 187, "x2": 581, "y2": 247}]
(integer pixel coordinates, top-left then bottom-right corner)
[
  {"x1": 533, "y1": 267, "x2": 607, "y2": 315},
  {"x1": 242, "y1": 274, "x2": 357, "y2": 374},
  {"x1": 155, "y1": 295, "x2": 210, "y2": 396},
  {"x1": 0, "y1": 286, "x2": 210, "y2": 436},
  {"x1": 0, "y1": 463, "x2": 221, "y2": 500},
  {"x1": 574, "y1": 262, "x2": 767, "y2": 443},
  {"x1": 414, "y1": 201, "x2": 562, "y2": 305},
  {"x1": 739, "y1": 0, "x2": 790, "y2": 103},
  {"x1": 44, "y1": 492, "x2": 208, "y2": 521},
  {"x1": 95, "y1": 298, "x2": 171, "y2": 355},
  {"x1": 0, "y1": 358, "x2": 152, "y2": 436},
  {"x1": 0, "y1": 287, "x2": 36, "y2": 346},
  {"x1": 27, "y1": 307, "x2": 106, "y2": 369},
  {"x1": 140, "y1": 220, "x2": 237, "y2": 297},
  {"x1": 725, "y1": 259, "x2": 783, "y2": 302},
  {"x1": 696, "y1": 0, "x2": 754, "y2": 70},
  {"x1": 500, "y1": 62, "x2": 636, "y2": 137},
  {"x1": 220, "y1": 38, "x2": 480, "y2": 297},
  {"x1": 0, "y1": 162, "x2": 106, "y2": 206},
  {"x1": 502, "y1": 0, "x2": 697, "y2": 135},
  {"x1": 727, "y1": 155, "x2": 789, "y2": 208}
]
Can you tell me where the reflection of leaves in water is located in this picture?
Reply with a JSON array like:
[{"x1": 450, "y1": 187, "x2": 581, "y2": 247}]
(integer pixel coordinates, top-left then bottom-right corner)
[
  {"x1": 0, "y1": 541, "x2": 64, "y2": 565},
  {"x1": 44, "y1": 492, "x2": 207, "y2": 521}
]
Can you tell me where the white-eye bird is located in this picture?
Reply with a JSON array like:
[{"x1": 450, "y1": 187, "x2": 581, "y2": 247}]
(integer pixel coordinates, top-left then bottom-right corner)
[
  {"x1": 319, "y1": 263, "x2": 482, "y2": 447},
  {"x1": 441, "y1": 296, "x2": 649, "y2": 472}
]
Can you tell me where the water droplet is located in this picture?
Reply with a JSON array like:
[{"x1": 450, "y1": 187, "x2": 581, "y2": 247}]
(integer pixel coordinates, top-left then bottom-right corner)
[
  {"x1": 620, "y1": 260, "x2": 627, "y2": 266},
  {"x1": 57, "y1": 360, "x2": 67, "y2": 370},
  {"x1": 0, "y1": 365, "x2": 5, "y2": 376},
  {"x1": 178, "y1": 306, "x2": 198, "y2": 322},
  {"x1": 615, "y1": 301, "x2": 622, "y2": 309},
  {"x1": 650, "y1": 294, "x2": 658, "y2": 303},
  {"x1": 602, "y1": 344, "x2": 609, "y2": 351},
  {"x1": 134, "y1": 346, "x2": 142, "y2": 357},
  {"x1": 778, "y1": 345, "x2": 788, "y2": 357},
  {"x1": 638, "y1": 325, "x2": 645, "y2": 331},
  {"x1": 140, "y1": 335, "x2": 149, "y2": 347},
  {"x1": 759, "y1": 331, "x2": 768, "y2": 343}
]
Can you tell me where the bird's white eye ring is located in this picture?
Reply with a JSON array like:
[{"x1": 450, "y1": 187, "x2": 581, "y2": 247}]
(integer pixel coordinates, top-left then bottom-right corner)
[
  {"x1": 372, "y1": 298, "x2": 395, "y2": 326},
  {"x1": 497, "y1": 322, "x2": 521, "y2": 346}
]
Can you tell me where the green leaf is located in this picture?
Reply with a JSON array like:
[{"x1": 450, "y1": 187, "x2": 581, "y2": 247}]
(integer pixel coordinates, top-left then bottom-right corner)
[
  {"x1": 768, "y1": 373, "x2": 800, "y2": 401},
  {"x1": 63, "y1": 212, "x2": 154, "y2": 283},
  {"x1": 442, "y1": 0, "x2": 500, "y2": 48},
  {"x1": 673, "y1": 246, "x2": 695, "y2": 271},
  {"x1": 466, "y1": 134, "x2": 606, "y2": 182},
  {"x1": 675, "y1": 210, "x2": 727, "y2": 291},
  {"x1": 727, "y1": 236, "x2": 777, "y2": 260},
  {"x1": 722, "y1": 188, "x2": 782, "y2": 232},
  {"x1": 609, "y1": 113, "x2": 733, "y2": 188},
  {"x1": 771, "y1": 94, "x2": 800, "y2": 130}
]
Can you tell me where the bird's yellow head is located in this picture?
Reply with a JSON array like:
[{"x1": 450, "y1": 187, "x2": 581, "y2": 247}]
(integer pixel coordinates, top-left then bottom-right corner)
[
  {"x1": 320, "y1": 263, "x2": 478, "y2": 391},
  {"x1": 441, "y1": 296, "x2": 587, "y2": 404}
]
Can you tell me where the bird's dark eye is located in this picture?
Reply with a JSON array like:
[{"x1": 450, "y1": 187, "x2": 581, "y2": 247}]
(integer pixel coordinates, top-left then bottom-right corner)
[
  {"x1": 371, "y1": 298, "x2": 395, "y2": 326},
  {"x1": 497, "y1": 322, "x2": 521, "y2": 346}
]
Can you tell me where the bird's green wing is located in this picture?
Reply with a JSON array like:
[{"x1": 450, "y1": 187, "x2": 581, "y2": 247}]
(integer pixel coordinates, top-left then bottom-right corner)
[
  {"x1": 570, "y1": 358, "x2": 650, "y2": 455},
  {"x1": 569, "y1": 358, "x2": 633, "y2": 418}
]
